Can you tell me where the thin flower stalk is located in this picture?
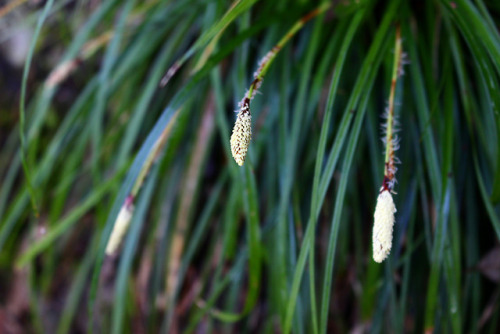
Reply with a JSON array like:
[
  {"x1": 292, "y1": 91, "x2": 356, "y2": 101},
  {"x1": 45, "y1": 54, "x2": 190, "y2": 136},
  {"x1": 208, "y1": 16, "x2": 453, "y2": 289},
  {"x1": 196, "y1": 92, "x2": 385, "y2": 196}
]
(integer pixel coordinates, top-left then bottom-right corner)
[
  {"x1": 105, "y1": 109, "x2": 180, "y2": 255},
  {"x1": 160, "y1": 0, "x2": 242, "y2": 87},
  {"x1": 373, "y1": 25, "x2": 403, "y2": 263},
  {"x1": 230, "y1": 2, "x2": 331, "y2": 166},
  {"x1": 382, "y1": 25, "x2": 403, "y2": 191},
  {"x1": 45, "y1": 32, "x2": 114, "y2": 89}
]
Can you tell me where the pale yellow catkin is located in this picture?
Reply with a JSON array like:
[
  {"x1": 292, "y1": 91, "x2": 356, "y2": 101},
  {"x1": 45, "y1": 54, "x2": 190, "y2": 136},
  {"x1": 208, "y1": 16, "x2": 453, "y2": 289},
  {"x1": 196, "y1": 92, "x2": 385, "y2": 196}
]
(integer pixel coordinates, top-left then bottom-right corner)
[
  {"x1": 230, "y1": 108, "x2": 252, "y2": 166},
  {"x1": 372, "y1": 189, "x2": 396, "y2": 263},
  {"x1": 105, "y1": 203, "x2": 134, "y2": 255}
]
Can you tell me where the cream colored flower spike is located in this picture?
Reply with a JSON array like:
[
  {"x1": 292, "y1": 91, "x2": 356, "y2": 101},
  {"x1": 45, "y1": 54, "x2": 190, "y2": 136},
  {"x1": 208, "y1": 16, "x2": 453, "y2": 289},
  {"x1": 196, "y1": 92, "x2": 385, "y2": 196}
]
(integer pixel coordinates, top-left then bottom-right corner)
[
  {"x1": 106, "y1": 198, "x2": 135, "y2": 255},
  {"x1": 230, "y1": 100, "x2": 252, "y2": 166},
  {"x1": 372, "y1": 189, "x2": 396, "y2": 263}
]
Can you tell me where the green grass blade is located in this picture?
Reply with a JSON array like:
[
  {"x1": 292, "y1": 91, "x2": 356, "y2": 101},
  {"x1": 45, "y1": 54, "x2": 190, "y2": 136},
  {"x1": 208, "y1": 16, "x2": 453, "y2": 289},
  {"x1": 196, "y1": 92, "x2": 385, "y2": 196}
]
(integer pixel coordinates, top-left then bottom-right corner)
[
  {"x1": 19, "y1": 0, "x2": 56, "y2": 215},
  {"x1": 319, "y1": 30, "x2": 390, "y2": 334}
]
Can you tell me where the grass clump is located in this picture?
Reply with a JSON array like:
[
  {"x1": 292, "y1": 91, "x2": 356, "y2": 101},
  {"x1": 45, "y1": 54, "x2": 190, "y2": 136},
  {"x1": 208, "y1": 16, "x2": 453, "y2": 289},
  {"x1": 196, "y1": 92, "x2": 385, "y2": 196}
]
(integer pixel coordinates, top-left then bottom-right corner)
[{"x1": 0, "y1": 0, "x2": 500, "y2": 333}]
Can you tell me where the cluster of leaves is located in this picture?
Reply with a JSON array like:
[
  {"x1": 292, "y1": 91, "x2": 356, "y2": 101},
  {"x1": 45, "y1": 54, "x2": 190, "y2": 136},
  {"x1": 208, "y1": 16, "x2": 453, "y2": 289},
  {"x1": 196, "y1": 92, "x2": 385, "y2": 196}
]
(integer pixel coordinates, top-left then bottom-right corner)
[{"x1": 1, "y1": 0, "x2": 500, "y2": 333}]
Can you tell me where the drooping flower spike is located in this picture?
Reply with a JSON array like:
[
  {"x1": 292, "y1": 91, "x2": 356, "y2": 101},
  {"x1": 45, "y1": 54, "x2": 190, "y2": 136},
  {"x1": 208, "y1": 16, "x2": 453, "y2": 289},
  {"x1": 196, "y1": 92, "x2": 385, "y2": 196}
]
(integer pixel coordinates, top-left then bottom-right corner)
[
  {"x1": 105, "y1": 110, "x2": 180, "y2": 256},
  {"x1": 372, "y1": 25, "x2": 404, "y2": 263},
  {"x1": 106, "y1": 195, "x2": 135, "y2": 255},
  {"x1": 373, "y1": 187, "x2": 397, "y2": 263},
  {"x1": 229, "y1": 3, "x2": 331, "y2": 166},
  {"x1": 230, "y1": 98, "x2": 252, "y2": 166}
]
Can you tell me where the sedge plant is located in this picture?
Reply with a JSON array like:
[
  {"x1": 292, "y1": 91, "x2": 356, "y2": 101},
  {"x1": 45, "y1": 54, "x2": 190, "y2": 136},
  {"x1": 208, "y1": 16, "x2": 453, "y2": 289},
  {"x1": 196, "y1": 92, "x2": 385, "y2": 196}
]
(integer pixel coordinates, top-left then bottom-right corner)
[{"x1": 0, "y1": 1, "x2": 499, "y2": 333}]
